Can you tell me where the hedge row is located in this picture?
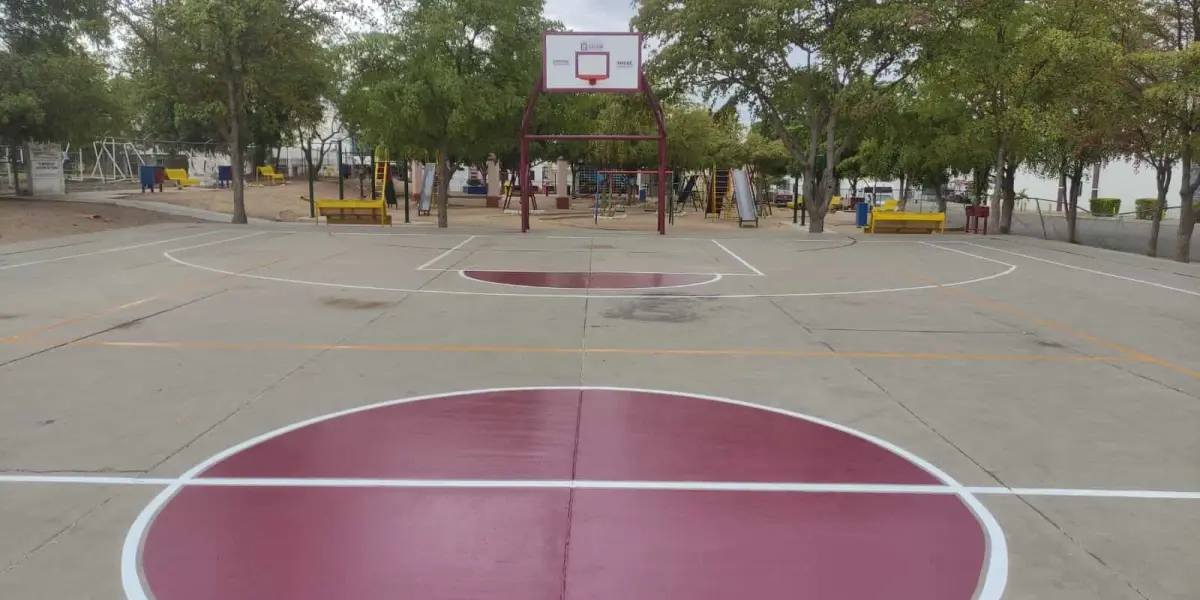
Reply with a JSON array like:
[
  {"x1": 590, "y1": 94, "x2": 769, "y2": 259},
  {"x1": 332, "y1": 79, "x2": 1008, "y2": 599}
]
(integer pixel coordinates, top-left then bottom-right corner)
[
  {"x1": 1088, "y1": 197, "x2": 1120, "y2": 216},
  {"x1": 1134, "y1": 198, "x2": 1163, "y2": 220}
]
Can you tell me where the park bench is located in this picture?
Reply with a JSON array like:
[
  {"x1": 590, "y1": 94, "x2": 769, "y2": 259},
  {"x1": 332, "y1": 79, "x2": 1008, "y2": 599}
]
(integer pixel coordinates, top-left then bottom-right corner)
[
  {"x1": 315, "y1": 198, "x2": 391, "y2": 226},
  {"x1": 866, "y1": 211, "x2": 945, "y2": 234},
  {"x1": 163, "y1": 168, "x2": 200, "y2": 188}
]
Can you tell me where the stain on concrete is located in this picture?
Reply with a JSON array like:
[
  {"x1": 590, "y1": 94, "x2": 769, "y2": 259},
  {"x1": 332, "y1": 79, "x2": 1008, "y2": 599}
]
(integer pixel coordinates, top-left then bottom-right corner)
[
  {"x1": 601, "y1": 297, "x2": 709, "y2": 323},
  {"x1": 0, "y1": 314, "x2": 20, "y2": 320},
  {"x1": 321, "y1": 297, "x2": 397, "y2": 310},
  {"x1": 1034, "y1": 339, "x2": 1065, "y2": 349}
]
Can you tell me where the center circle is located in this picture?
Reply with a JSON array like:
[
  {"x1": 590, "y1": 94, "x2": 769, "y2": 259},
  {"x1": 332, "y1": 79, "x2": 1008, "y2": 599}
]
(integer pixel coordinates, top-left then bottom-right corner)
[
  {"x1": 461, "y1": 270, "x2": 720, "y2": 289},
  {"x1": 124, "y1": 387, "x2": 1006, "y2": 600}
]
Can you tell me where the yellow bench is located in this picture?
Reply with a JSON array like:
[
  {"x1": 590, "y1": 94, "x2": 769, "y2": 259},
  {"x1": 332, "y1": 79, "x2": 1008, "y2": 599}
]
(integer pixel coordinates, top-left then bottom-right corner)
[
  {"x1": 867, "y1": 211, "x2": 945, "y2": 234},
  {"x1": 877, "y1": 199, "x2": 899, "y2": 212},
  {"x1": 257, "y1": 165, "x2": 285, "y2": 182},
  {"x1": 164, "y1": 168, "x2": 200, "y2": 188},
  {"x1": 315, "y1": 199, "x2": 391, "y2": 226}
]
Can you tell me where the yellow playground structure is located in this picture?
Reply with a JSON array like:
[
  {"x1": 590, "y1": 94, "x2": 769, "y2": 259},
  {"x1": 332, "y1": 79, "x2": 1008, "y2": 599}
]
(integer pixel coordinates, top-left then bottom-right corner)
[
  {"x1": 314, "y1": 144, "x2": 392, "y2": 226},
  {"x1": 256, "y1": 165, "x2": 285, "y2": 183}
]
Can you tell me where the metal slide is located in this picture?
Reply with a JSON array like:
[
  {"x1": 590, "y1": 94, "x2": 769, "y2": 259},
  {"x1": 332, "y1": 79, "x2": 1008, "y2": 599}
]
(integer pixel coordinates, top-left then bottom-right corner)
[
  {"x1": 730, "y1": 169, "x2": 759, "y2": 227},
  {"x1": 418, "y1": 162, "x2": 436, "y2": 215}
]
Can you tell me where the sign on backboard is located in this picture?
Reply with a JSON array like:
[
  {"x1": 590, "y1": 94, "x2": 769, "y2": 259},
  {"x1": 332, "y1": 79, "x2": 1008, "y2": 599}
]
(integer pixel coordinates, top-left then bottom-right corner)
[{"x1": 543, "y1": 32, "x2": 642, "y2": 92}]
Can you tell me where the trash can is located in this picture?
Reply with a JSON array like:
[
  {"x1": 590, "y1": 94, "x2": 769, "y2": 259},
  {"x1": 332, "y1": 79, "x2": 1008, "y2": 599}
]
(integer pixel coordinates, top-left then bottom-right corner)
[
  {"x1": 217, "y1": 166, "x2": 233, "y2": 188},
  {"x1": 855, "y1": 201, "x2": 870, "y2": 228},
  {"x1": 139, "y1": 165, "x2": 163, "y2": 193}
]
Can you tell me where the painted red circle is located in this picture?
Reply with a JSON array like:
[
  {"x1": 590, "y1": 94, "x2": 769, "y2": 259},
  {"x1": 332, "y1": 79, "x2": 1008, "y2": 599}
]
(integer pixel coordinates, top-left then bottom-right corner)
[
  {"x1": 462, "y1": 270, "x2": 715, "y2": 289},
  {"x1": 138, "y1": 389, "x2": 990, "y2": 600}
]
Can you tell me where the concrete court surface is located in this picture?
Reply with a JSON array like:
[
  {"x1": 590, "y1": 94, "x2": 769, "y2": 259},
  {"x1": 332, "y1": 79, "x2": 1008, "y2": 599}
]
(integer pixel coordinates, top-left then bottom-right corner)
[{"x1": 0, "y1": 221, "x2": 1198, "y2": 600}]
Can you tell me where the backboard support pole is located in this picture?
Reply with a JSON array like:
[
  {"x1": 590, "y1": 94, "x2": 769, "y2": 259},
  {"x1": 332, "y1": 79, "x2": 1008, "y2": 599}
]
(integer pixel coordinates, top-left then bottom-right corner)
[{"x1": 519, "y1": 33, "x2": 668, "y2": 235}]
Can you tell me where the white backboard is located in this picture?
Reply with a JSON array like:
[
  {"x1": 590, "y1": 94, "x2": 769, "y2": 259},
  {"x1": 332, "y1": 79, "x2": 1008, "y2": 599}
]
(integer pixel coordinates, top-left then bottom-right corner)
[{"x1": 543, "y1": 32, "x2": 642, "y2": 92}]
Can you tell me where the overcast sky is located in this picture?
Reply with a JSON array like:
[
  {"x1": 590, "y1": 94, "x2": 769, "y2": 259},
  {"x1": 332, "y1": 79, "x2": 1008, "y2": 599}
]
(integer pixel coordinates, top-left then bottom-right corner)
[{"x1": 544, "y1": 0, "x2": 637, "y2": 32}]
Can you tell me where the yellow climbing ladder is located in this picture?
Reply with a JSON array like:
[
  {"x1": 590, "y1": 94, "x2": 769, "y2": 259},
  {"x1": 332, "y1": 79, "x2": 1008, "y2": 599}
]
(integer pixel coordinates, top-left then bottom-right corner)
[
  {"x1": 373, "y1": 145, "x2": 389, "y2": 201},
  {"x1": 706, "y1": 168, "x2": 732, "y2": 219}
]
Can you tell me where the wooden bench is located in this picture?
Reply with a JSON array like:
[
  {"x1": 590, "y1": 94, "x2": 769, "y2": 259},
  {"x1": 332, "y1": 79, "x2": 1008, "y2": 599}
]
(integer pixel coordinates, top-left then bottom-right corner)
[
  {"x1": 163, "y1": 168, "x2": 200, "y2": 188},
  {"x1": 866, "y1": 211, "x2": 945, "y2": 234},
  {"x1": 315, "y1": 199, "x2": 391, "y2": 226},
  {"x1": 256, "y1": 166, "x2": 285, "y2": 182}
]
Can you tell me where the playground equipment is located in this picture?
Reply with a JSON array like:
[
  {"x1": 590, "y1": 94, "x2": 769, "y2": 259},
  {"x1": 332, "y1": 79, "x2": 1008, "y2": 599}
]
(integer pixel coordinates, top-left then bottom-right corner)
[
  {"x1": 866, "y1": 210, "x2": 945, "y2": 233},
  {"x1": 309, "y1": 141, "x2": 393, "y2": 226},
  {"x1": 164, "y1": 168, "x2": 199, "y2": 188},
  {"x1": 676, "y1": 175, "x2": 700, "y2": 214},
  {"x1": 315, "y1": 198, "x2": 391, "y2": 225},
  {"x1": 372, "y1": 145, "x2": 390, "y2": 202},
  {"x1": 705, "y1": 168, "x2": 733, "y2": 219},
  {"x1": 729, "y1": 169, "x2": 759, "y2": 228},
  {"x1": 519, "y1": 31, "x2": 668, "y2": 234},
  {"x1": 256, "y1": 165, "x2": 285, "y2": 183}
]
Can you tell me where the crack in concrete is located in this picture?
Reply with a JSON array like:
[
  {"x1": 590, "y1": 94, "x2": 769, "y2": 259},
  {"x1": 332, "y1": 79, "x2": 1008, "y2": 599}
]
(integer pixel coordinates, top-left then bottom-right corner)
[
  {"x1": 0, "y1": 496, "x2": 115, "y2": 576},
  {"x1": 0, "y1": 290, "x2": 227, "y2": 370}
]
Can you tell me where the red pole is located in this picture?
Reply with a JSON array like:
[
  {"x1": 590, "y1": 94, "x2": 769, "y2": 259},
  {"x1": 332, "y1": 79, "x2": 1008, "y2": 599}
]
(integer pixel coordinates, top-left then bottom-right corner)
[
  {"x1": 520, "y1": 137, "x2": 529, "y2": 232},
  {"x1": 657, "y1": 137, "x2": 666, "y2": 235}
]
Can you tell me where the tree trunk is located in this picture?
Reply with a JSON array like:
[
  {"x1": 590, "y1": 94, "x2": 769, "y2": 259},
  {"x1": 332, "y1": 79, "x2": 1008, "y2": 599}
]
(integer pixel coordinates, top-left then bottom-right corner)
[
  {"x1": 1177, "y1": 149, "x2": 1196, "y2": 263},
  {"x1": 437, "y1": 140, "x2": 450, "y2": 228},
  {"x1": 1148, "y1": 164, "x2": 1171, "y2": 258},
  {"x1": 897, "y1": 174, "x2": 908, "y2": 211},
  {"x1": 811, "y1": 109, "x2": 838, "y2": 233},
  {"x1": 1000, "y1": 159, "x2": 1017, "y2": 234},
  {"x1": 802, "y1": 113, "x2": 821, "y2": 231},
  {"x1": 1066, "y1": 160, "x2": 1083, "y2": 245},
  {"x1": 1056, "y1": 160, "x2": 1067, "y2": 212},
  {"x1": 972, "y1": 165, "x2": 990, "y2": 207},
  {"x1": 8, "y1": 145, "x2": 22, "y2": 195},
  {"x1": 935, "y1": 184, "x2": 946, "y2": 213},
  {"x1": 988, "y1": 140, "x2": 1006, "y2": 231},
  {"x1": 226, "y1": 75, "x2": 248, "y2": 224}
]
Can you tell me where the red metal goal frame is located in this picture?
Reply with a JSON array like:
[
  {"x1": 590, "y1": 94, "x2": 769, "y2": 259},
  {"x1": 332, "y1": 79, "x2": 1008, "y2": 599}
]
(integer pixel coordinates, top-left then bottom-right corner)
[{"x1": 519, "y1": 32, "x2": 668, "y2": 234}]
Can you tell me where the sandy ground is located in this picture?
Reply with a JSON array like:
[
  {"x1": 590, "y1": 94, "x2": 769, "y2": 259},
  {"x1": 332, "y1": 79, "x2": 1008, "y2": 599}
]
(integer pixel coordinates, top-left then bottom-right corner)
[
  {"x1": 0, "y1": 198, "x2": 200, "y2": 244},
  {"x1": 128, "y1": 177, "x2": 809, "y2": 233}
]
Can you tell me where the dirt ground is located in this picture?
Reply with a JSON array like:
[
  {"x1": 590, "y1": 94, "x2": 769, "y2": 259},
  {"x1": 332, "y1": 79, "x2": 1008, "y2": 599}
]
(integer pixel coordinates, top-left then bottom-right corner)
[
  {"x1": 0, "y1": 198, "x2": 200, "y2": 244},
  {"x1": 128, "y1": 177, "x2": 812, "y2": 233}
]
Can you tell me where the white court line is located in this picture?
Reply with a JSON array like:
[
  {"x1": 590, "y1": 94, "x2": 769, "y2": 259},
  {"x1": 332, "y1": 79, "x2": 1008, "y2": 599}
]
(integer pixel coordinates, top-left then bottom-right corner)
[
  {"x1": 3, "y1": 473, "x2": 1199, "y2": 500},
  {"x1": 0, "y1": 229, "x2": 225, "y2": 271},
  {"x1": 166, "y1": 230, "x2": 269, "y2": 252},
  {"x1": 415, "y1": 235, "x2": 477, "y2": 271},
  {"x1": 163, "y1": 236, "x2": 1016, "y2": 299},
  {"x1": 963, "y1": 242, "x2": 1200, "y2": 297},
  {"x1": 119, "y1": 386, "x2": 1008, "y2": 600},
  {"x1": 711, "y1": 239, "x2": 765, "y2": 275},
  {"x1": 3, "y1": 474, "x2": 1198, "y2": 499},
  {"x1": 921, "y1": 241, "x2": 1021, "y2": 268}
]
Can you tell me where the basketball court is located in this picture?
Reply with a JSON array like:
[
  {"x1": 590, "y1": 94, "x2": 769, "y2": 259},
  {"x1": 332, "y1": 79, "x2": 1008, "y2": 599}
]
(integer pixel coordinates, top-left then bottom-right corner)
[
  {"x1": 3, "y1": 29, "x2": 1200, "y2": 600},
  {"x1": 1, "y1": 221, "x2": 1199, "y2": 599}
]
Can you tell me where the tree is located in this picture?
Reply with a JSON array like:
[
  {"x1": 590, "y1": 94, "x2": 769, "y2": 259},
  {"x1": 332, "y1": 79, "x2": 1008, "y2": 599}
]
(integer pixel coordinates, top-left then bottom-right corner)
[
  {"x1": 635, "y1": 0, "x2": 926, "y2": 232},
  {"x1": 1130, "y1": 0, "x2": 1200, "y2": 262},
  {"x1": 123, "y1": 0, "x2": 331, "y2": 223},
  {"x1": 1114, "y1": 4, "x2": 1185, "y2": 257},
  {"x1": 1, "y1": 0, "x2": 116, "y2": 193},
  {"x1": 339, "y1": 0, "x2": 545, "y2": 228}
]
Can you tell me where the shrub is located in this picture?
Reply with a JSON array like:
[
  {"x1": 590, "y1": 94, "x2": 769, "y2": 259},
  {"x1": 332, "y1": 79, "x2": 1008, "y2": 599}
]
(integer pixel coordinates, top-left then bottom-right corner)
[
  {"x1": 1134, "y1": 198, "x2": 1162, "y2": 220},
  {"x1": 1089, "y1": 197, "x2": 1120, "y2": 216},
  {"x1": 466, "y1": 177, "x2": 483, "y2": 187}
]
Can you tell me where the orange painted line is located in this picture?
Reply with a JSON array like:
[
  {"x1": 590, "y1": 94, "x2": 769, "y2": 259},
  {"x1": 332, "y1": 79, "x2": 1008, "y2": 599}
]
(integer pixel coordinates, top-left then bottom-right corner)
[
  {"x1": 936, "y1": 284, "x2": 1200, "y2": 378},
  {"x1": 1, "y1": 258, "x2": 286, "y2": 342},
  {"x1": 0, "y1": 337, "x2": 1146, "y2": 362}
]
